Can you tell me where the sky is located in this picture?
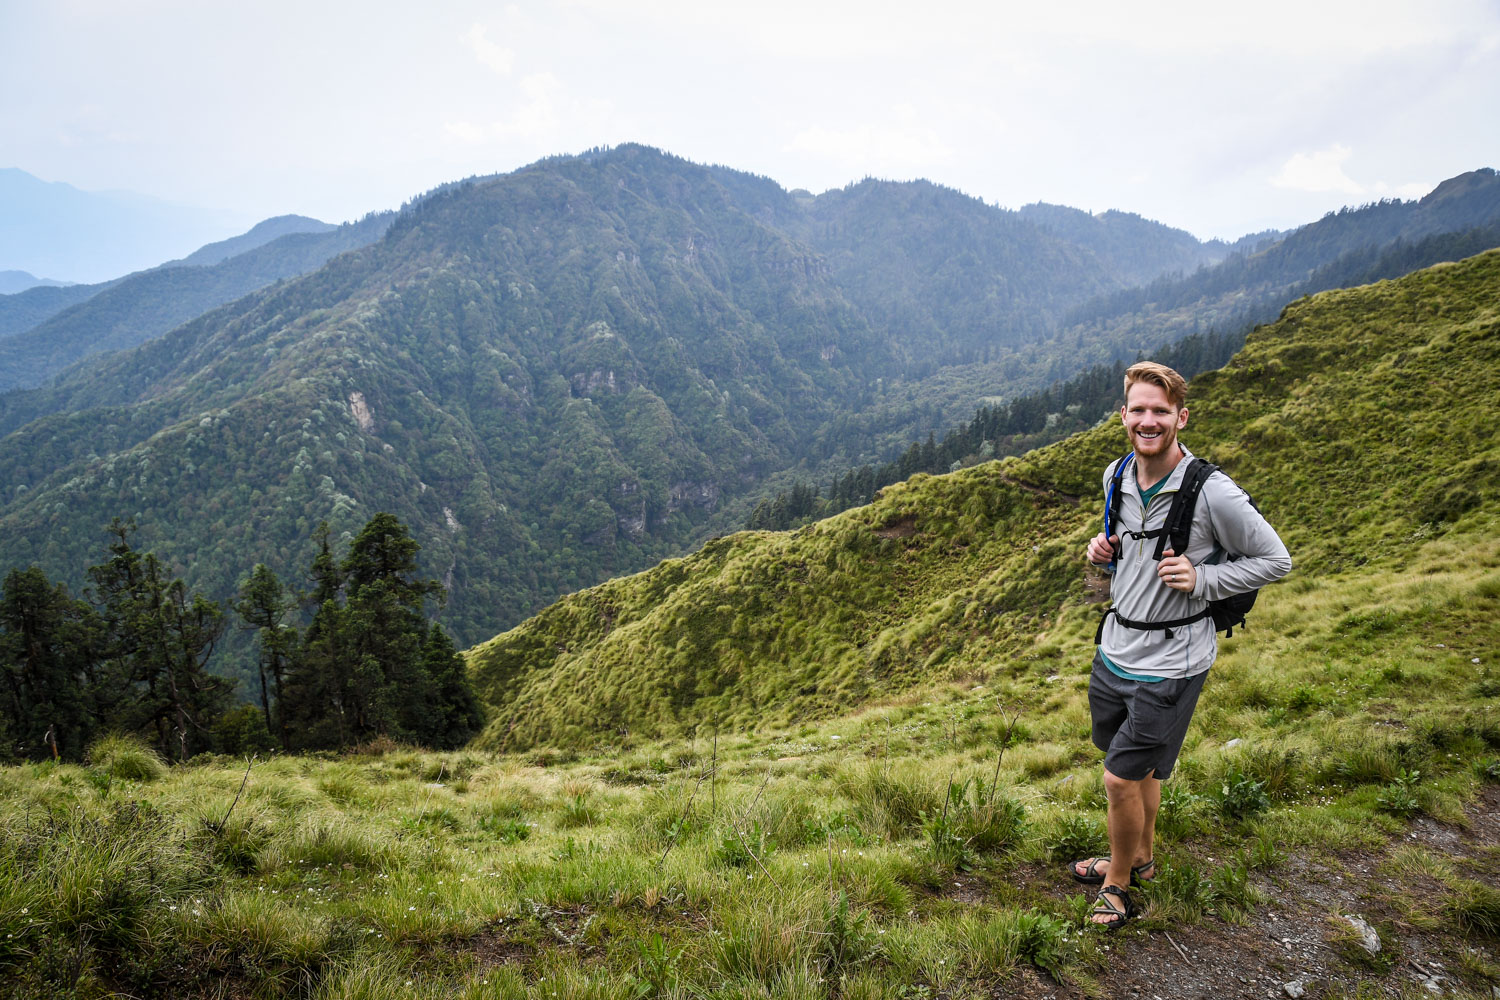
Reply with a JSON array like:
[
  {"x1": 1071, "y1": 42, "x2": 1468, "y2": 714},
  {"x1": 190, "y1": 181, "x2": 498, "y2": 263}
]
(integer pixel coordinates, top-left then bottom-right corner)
[{"x1": 3, "y1": 0, "x2": 1499, "y2": 250}]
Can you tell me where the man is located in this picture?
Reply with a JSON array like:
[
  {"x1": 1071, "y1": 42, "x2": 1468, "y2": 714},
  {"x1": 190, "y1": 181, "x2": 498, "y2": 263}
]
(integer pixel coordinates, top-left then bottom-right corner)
[{"x1": 1074, "y1": 361, "x2": 1291, "y2": 929}]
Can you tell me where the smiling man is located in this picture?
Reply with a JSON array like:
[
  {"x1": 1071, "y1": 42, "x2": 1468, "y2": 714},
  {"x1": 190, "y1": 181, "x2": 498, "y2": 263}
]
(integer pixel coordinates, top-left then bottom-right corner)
[{"x1": 1073, "y1": 361, "x2": 1291, "y2": 930}]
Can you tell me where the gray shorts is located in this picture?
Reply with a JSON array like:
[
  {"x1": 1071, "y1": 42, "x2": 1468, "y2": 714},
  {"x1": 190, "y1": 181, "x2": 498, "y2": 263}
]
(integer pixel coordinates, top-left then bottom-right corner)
[{"x1": 1088, "y1": 650, "x2": 1207, "y2": 781}]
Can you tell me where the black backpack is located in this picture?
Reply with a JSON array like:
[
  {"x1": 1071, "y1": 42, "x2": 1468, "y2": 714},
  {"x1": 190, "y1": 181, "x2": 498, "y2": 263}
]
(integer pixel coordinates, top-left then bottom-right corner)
[{"x1": 1097, "y1": 454, "x2": 1258, "y2": 641}]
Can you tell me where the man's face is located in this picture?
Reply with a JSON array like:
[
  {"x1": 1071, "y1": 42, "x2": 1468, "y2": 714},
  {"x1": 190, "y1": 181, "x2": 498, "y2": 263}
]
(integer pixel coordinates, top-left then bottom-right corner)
[{"x1": 1121, "y1": 382, "x2": 1188, "y2": 459}]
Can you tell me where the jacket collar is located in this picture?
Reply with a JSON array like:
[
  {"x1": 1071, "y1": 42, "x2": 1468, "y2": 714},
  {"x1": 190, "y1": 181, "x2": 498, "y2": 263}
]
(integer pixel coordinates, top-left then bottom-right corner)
[{"x1": 1131, "y1": 443, "x2": 1195, "y2": 497}]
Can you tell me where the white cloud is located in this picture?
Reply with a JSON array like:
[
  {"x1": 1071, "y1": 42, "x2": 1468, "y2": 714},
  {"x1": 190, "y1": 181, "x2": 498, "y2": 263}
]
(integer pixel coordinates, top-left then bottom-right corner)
[
  {"x1": 464, "y1": 23, "x2": 515, "y2": 76},
  {"x1": 1270, "y1": 145, "x2": 1433, "y2": 205},
  {"x1": 1270, "y1": 145, "x2": 1365, "y2": 194}
]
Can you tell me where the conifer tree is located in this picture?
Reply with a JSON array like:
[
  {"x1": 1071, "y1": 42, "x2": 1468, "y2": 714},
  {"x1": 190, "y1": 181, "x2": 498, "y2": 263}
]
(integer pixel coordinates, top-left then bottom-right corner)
[
  {"x1": 87, "y1": 520, "x2": 230, "y2": 761},
  {"x1": 235, "y1": 564, "x2": 296, "y2": 748},
  {"x1": 280, "y1": 513, "x2": 484, "y2": 750},
  {"x1": 0, "y1": 566, "x2": 107, "y2": 761}
]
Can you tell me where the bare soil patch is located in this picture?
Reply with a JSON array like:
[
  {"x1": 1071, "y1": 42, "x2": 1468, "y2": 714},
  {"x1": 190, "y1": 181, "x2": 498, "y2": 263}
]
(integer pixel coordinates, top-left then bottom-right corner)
[{"x1": 1028, "y1": 787, "x2": 1500, "y2": 999}]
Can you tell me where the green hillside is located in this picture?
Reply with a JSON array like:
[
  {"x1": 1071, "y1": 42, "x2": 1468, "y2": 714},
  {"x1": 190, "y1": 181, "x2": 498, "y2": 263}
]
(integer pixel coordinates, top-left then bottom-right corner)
[
  {"x1": 1, "y1": 253, "x2": 1497, "y2": 1000},
  {"x1": 467, "y1": 249, "x2": 1500, "y2": 750},
  {"x1": 2, "y1": 148, "x2": 1497, "y2": 700}
]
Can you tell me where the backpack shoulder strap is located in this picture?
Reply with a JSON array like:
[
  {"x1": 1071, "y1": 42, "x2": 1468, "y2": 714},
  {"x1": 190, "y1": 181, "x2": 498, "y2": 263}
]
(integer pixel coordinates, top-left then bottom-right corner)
[
  {"x1": 1105, "y1": 452, "x2": 1133, "y2": 539},
  {"x1": 1152, "y1": 459, "x2": 1216, "y2": 560}
]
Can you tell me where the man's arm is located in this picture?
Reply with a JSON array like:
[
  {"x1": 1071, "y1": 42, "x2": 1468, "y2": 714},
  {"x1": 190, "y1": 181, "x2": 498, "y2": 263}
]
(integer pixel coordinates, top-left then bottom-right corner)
[{"x1": 1189, "y1": 474, "x2": 1292, "y2": 601}]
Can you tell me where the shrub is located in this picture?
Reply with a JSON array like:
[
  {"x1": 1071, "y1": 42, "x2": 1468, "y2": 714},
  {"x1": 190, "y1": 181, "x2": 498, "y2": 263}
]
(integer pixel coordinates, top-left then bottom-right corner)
[
  {"x1": 1155, "y1": 783, "x2": 1208, "y2": 842},
  {"x1": 713, "y1": 821, "x2": 776, "y2": 869},
  {"x1": 821, "y1": 890, "x2": 881, "y2": 977},
  {"x1": 478, "y1": 815, "x2": 531, "y2": 843},
  {"x1": 1375, "y1": 769, "x2": 1422, "y2": 817},
  {"x1": 1045, "y1": 813, "x2": 1106, "y2": 863},
  {"x1": 922, "y1": 778, "x2": 1025, "y2": 870},
  {"x1": 1214, "y1": 768, "x2": 1270, "y2": 821}
]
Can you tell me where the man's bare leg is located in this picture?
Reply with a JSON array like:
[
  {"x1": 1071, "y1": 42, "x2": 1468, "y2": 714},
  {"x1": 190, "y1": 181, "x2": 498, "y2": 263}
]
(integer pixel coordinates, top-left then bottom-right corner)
[{"x1": 1091, "y1": 768, "x2": 1159, "y2": 924}]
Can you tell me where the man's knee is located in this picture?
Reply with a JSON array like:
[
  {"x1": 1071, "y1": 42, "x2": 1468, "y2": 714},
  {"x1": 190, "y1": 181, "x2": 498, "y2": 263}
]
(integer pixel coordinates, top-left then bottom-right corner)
[{"x1": 1103, "y1": 768, "x2": 1148, "y2": 801}]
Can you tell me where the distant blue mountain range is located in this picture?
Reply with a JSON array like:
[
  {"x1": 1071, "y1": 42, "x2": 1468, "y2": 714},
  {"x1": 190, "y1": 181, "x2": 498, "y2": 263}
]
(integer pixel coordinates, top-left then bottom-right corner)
[{"x1": 0, "y1": 167, "x2": 260, "y2": 283}]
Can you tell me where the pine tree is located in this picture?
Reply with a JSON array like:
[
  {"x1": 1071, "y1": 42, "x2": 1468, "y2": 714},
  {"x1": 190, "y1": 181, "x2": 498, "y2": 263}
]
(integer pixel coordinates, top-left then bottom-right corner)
[
  {"x1": 87, "y1": 520, "x2": 230, "y2": 761},
  {"x1": 0, "y1": 567, "x2": 107, "y2": 761},
  {"x1": 235, "y1": 564, "x2": 296, "y2": 748}
]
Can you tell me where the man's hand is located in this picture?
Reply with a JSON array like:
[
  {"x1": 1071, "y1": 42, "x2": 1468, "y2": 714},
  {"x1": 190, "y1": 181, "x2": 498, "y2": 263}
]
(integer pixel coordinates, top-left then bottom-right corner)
[
  {"x1": 1158, "y1": 548, "x2": 1196, "y2": 592},
  {"x1": 1087, "y1": 532, "x2": 1120, "y2": 566}
]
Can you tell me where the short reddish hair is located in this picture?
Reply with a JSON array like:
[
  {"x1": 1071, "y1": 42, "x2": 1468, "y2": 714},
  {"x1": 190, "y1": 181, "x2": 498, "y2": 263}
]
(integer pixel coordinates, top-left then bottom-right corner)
[{"x1": 1123, "y1": 361, "x2": 1187, "y2": 409}]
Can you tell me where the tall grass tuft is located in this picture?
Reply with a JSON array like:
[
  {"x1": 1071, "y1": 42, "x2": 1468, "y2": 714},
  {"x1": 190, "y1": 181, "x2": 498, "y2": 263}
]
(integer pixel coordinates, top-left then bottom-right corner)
[
  {"x1": 257, "y1": 815, "x2": 407, "y2": 873},
  {"x1": 0, "y1": 799, "x2": 217, "y2": 991},
  {"x1": 835, "y1": 761, "x2": 942, "y2": 840},
  {"x1": 88, "y1": 734, "x2": 167, "y2": 783}
]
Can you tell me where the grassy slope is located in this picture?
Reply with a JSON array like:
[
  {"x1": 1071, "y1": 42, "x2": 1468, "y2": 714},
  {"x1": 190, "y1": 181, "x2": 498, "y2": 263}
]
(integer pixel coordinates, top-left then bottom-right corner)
[
  {"x1": 468, "y1": 250, "x2": 1500, "y2": 751},
  {"x1": 2, "y1": 253, "x2": 1498, "y2": 999}
]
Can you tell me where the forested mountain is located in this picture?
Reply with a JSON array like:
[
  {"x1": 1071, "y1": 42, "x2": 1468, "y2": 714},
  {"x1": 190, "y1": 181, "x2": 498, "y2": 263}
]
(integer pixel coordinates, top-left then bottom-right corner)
[
  {"x1": 0, "y1": 213, "x2": 392, "y2": 391},
  {"x1": 1059, "y1": 168, "x2": 1500, "y2": 348},
  {"x1": 465, "y1": 249, "x2": 1500, "y2": 749},
  {"x1": 0, "y1": 282, "x2": 104, "y2": 341},
  {"x1": 0, "y1": 146, "x2": 1496, "y2": 698},
  {"x1": 1016, "y1": 203, "x2": 1232, "y2": 287}
]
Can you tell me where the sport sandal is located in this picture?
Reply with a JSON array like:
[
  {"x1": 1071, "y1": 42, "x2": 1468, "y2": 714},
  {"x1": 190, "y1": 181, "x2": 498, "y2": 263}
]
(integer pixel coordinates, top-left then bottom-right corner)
[
  {"x1": 1070, "y1": 856, "x2": 1155, "y2": 887},
  {"x1": 1089, "y1": 885, "x2": 1138, "y2": 931}
]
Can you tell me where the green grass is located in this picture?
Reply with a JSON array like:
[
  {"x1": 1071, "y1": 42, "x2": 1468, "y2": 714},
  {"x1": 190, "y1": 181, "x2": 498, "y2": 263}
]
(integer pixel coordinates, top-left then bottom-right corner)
[{"x1": 4, "y1": 254, "x2": 1500, "y2": 995}]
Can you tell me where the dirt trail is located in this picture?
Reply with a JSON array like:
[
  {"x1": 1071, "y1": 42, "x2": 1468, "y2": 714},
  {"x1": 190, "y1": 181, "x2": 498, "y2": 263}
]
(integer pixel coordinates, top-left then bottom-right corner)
[{"x1": 1021, "y1": 786, "x2": 1500, "y2": 999}]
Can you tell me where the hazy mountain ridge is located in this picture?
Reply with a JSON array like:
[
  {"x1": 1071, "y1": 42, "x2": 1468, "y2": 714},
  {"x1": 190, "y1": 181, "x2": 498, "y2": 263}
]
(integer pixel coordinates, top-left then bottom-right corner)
[
  {"x1": 0, "y1": 167, "x2": 254, "y2": 283},
  {"x1": 171, "y1": 214, "x2": 335, "y2": 269},
  {"x1": 1017, "y1": 202, "x2": 1228, "y2": 286},
  {"x1": 1, "y1": 147, "x2": 1497, "y2": 695},
  {"x1": 0, "y1": 271, "x2": 74, "y2": 295},
  {"x1": 0, "y1": 282, "x2": 106, "y2": 341},
  {"x1": 0, "y1": 213, "x2": 393, "y2": 392}
]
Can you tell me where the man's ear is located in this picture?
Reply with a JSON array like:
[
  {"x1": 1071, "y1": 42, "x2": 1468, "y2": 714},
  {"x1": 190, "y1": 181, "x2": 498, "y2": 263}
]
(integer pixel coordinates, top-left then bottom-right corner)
[{"x1": 1177, "y1": 406, "x2": 1189, "y2": 429}]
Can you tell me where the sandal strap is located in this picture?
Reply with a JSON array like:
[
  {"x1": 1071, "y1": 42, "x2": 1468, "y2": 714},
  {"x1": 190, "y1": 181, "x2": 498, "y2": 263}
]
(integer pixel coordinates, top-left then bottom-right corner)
[
  {"x1": 1076, "y1": 856, "x2": 1110, "y2": 876},
  {"x1": 1093, "y1": 885, "x2": 1132, "y2": 914}
]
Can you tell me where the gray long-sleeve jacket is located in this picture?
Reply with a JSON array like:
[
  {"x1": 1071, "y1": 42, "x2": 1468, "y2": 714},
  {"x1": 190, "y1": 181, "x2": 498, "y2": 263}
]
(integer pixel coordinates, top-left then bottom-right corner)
[{"x1": 1100, "y1": 445, "x2": 1292, "y2": 679}]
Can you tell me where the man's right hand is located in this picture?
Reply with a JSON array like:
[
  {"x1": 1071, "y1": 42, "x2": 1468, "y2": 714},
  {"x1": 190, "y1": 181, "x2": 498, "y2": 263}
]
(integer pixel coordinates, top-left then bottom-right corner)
[{"x1": 1087, "y1": 532, "x2": 1120, "y2": 566}]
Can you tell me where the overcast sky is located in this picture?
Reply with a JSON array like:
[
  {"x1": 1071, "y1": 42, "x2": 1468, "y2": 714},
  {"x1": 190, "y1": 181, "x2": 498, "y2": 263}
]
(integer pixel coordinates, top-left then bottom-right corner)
[{"x1": 4, "y1": 0, "x2": 1498, "y2": 243}]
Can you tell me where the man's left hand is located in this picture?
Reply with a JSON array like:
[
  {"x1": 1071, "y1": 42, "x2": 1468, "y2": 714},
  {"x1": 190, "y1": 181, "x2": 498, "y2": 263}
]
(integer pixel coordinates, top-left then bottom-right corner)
[{"x1": 1158, "y1": 548, "x2": 1196, "y2": 592}]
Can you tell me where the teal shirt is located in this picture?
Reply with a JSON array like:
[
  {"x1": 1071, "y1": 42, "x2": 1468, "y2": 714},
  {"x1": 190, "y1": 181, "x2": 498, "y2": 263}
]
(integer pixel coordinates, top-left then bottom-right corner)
[
  {"x1": 1100, "y1": 649, "x2": 1166, "y2": 682},
  {"x1": 1137, "y1": 471, "x2": 1169, "y2": 511}
]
